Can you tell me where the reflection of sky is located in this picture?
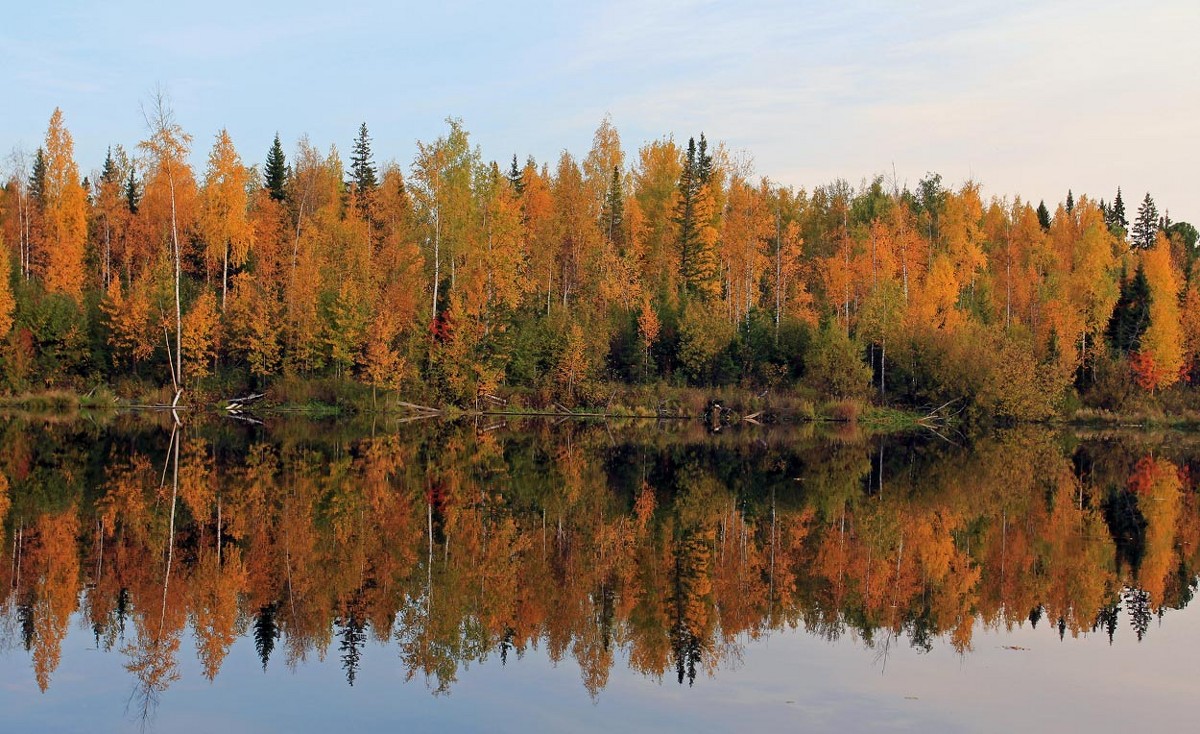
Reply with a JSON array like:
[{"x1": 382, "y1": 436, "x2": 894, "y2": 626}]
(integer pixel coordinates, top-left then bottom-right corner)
[{"x1": 2, "y1": 601, "x2": 1197, "y2": 733}]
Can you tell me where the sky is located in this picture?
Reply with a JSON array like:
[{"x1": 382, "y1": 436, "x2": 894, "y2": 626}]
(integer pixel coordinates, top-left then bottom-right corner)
[{"x1": 2, "y1": 0, "x2": 1197, "y2": 221}]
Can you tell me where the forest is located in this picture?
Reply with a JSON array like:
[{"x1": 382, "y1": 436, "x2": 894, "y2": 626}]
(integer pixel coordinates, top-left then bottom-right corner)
[{"x1": 2, "y1": 105, "x2": 1199, "y2": 420}]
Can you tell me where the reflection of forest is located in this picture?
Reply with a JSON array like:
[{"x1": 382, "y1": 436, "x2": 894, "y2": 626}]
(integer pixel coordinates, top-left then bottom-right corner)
[{"x1": 0, "y1": 417, "x2": 1197, "y2": 699}]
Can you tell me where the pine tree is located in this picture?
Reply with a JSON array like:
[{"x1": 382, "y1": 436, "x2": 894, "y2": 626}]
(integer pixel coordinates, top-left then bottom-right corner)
[
  {"x1": 264, "y1": 133, "x2": 287, "y2": 202},
  {"x1": 507, "y1": 154, "x2": 524, "y2": 194},
  {"x1": 100, "y1": 147, "x2": 118, "y2": 186},
  {"x1": 602, "y1": 165, "x2": 624, "y2": 248},
  {"x1": 124, "y1": 168, "x2": 141, "y2": 214},
  {"x1": 1065, "y1": 189, "x2": 1074, "y2": 214},
  {"x1": 28, "y1": 148, "x2": 46, "y2": 207},
  {"x1": 1036, "y1": 200, "x2": 1051, "y2": 230},
  {"x1": 349, "y1": 122, "x2": 377, "y2": 194},
  {"x1": 675, "y1": 135, "x2": 719, "y2": 299},
  {"x1": 1131, "y1": 192, "x2": 1158, "y2": 250},
  {"x1": 1108, "y1": 187, "x2": 1128, "y2": 234},
  {"x1": 1107, "y1": 264, "x2": 1151, "y2": 353}
]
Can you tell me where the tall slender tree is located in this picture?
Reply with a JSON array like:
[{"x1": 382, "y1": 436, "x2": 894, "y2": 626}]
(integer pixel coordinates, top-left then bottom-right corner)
[
  {"x1": 264, "y1": 133, "x2": 287, "y2": 203},
  {"x1": 39, "y1": 108, "x2": 88, "y2": 300}
]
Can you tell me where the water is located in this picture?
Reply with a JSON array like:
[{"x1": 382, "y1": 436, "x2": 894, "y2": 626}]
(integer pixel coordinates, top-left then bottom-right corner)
[{"x1": 0, "y1": 415, "x2": 1196, "y2": 732}]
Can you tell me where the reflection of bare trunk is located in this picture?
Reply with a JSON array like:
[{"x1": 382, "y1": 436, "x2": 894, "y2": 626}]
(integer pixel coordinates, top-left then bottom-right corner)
[{"x1": 160, "y1": 424, "x2": 179, "y2": 636}]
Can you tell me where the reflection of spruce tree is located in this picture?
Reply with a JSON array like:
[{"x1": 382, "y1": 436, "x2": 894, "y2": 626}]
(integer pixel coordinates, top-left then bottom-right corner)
[
  {"x1": 906, "y1": 604, "x2": 935, "y2": 652},
  {"x1": 1094, "y1": 601, "x2": 1120, "y2": 644},
  {"x1": 1124, "y1": 587, "x2": 1152, "y2": 641},
  {"x1": 1028, "y1": 605, "x2": 1042, "y2": 629},
  {"x1": 670, "y1": 530, "x2": 710, "y2": 686},
  {"x1": 1057, "y1": 616, "x2": 1067, "y2": 641},
  {"x1": 1102, "y1": 486, "x2": 1147, "y2": 573},
  {"x1": 254, "y1": 603, "x2": 280, "y2": 671},
  {"x1": 19, "y1": 595, "x2": 35, "y2": 651},
  {"x1": 338, "y1": 610, "x2": 368, "y2": 686},
  {"x1": 499, "y1": 627, "x2": 515, "y2": 666}
]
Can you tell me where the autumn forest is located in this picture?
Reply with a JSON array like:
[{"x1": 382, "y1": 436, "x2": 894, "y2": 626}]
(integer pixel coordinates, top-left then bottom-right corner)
[{"x1": 2, "y1": 105, "x2": 1198, "y2": 418}]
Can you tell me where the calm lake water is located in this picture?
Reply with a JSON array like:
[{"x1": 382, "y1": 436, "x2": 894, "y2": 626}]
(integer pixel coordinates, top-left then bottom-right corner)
[{"x1": 0, "y1": 415, "x2": 1197, "y2": 732}]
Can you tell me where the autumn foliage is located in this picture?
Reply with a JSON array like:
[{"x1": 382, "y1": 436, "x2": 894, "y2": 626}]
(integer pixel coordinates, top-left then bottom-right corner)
[{"x1": 0, "y1": 108, "x2": 1195, "y2": 416}]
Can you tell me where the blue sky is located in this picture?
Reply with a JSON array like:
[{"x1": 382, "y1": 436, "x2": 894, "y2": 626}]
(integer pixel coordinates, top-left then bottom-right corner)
[{"x1": 3, "y1": 0, "x2": 1197, "y2": 221}]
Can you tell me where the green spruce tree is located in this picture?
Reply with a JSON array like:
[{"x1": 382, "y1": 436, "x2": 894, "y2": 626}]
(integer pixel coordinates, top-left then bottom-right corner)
[
  {"x1": 1106, "y1": 264, "x2": 1151, "y2": 353},
  {"x1": 1036, "y1": 200, "x2": 1051, "y2": 230},
  {"x1": 28, "y1": 147, "x2": 46, "y2": 207},
  {"x1": 264, "y1": 133, "x2": 287, "y2": 202},
  {"x1": 507, "y1": 154, "x2": 524, "y2": 194},
  {"x1": 1108, "y1": 187, "x2": 1128, "y2": 235},
  {"x1": 1131, "y1": 192, "x2": 1158, "y2": 250},
  {"x1": 349, "y1": 122, "x2": 377, "y2": 194},
  {"x1": 602, "y1": 165, "x2": 624, "y2": 248},
  {"x1": 124, "y1": 167, "x2": 140, "y2": 214}
]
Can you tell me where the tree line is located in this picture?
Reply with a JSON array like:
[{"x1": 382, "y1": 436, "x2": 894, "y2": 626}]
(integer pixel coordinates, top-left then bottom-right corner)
[{"x1": 2, "y1": 105, "x2": 1198, "y2": 415}]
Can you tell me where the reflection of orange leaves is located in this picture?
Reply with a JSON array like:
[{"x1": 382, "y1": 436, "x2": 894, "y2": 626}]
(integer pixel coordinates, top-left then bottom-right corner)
[
  {"x1": 32, "y1": 510, "x2": 81, "y2": 691},
  {"x1": 1128, "y1": 456, "x2": 1164, "y2": 495}
]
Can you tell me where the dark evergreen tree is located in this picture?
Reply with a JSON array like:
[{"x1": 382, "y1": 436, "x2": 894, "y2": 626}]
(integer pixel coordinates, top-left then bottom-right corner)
[
  {"x1": 1095, "y1": 601, "x2": 1120, "y2": 645},
  {"x1": 507, "y1": 154, "x2": 524, "y2": 194},
  {"x1": 602, "y1": 165, "x2": 624, "y2": 248},
  {"x1": 1125, "y1": 587, "x2": 1152, "y2": 641},
  {"x1": 1036, "y1": 200, "x2": 1051, "y2": 230},
  {"x1": 28, "y1": 147, "x2": 46, "y2": 207},
  {"x1": 349, "y1": 122, "x2": 377, "y2": 194},
  {"x1": 1065, "y1": 189, "x2": 1074, "y2": 214},
  {"x1": 1106, "y1": 264, "x2": 1152, "y2": 353},
  {"x1": 1131, "y1": 192, "x2": 1158, "y2": 250},
  {"x1": 264, "y1": 133, "x2": 287, "y2": 202},
  {"x1": 337, "y1": 612, "x2": 367, "y2": 686},
  {"x1": 100, "y1": 147, "x2": 119, "y2": 186},
  {"x1": 675, "y1": 135, "x2": 716, "y2": 299},
  {"x1": 675, "y1": 136, "x2": 699, "y2": 296},
  {"x1": 254, "y1": 603, "x2": 280, "y2": 671},
  {"x1": 696, "y1": 133, "x2": 713, "y2": 185},
  {"x1": 124, "y1": 167, "x2": 141, "y2": 214},
  {"x1": 1107, "y1": 187, "x2": 1128, "y2": 235}
]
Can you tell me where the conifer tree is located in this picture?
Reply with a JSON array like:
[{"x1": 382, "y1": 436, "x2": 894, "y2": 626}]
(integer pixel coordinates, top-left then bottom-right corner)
[
  {"x1": 1131, "y1": 192, "x2": 1158, "y2": 250},
  {"x1": 1108, "y1": 187, "x2": 1128, "y2": 234},
  {"x1": 349, "y1": 122, "x2": 377, "y2": 194},
  {"x1": 602, "y1": 165, "x2": 624, "y2": 247},
  {"x1": 264, "y1": 133, "x2": 287, "y2": 202},
  {"x1": 1036, "y1": 200, "x2": 1051, "y2": 230},
  {"x1": 1107, "y1": 264, "x2": 1151, "y2": 353},
  {"x1": 28, "y1": 148, "x2": 46, "y2": 207},
  {"x1": 507, "y1": 154, "x2": 524, "y2": 194},
  {"x1": 125, "y1": 167, "x2": 141, "y2": 214},
  {"x1": 675, "y1": 135, "x2": 718, "y2": 299},
  {"x1": 1065, "y1": 189, "x2": 1074, "y2": 214}
]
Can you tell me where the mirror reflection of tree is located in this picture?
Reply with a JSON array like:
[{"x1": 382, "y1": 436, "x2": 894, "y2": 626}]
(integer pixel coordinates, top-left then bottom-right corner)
[{"x1": 0, "y1": 418, "x2": 1196, "y2": 700}]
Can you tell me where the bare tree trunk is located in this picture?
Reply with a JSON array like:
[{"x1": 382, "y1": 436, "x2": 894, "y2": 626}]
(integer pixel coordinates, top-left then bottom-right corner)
[{"x1": 432, "y1": 172, "x2": 440, "y2": 322}]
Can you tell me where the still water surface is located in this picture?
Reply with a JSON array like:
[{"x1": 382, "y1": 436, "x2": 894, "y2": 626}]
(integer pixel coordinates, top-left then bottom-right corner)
[{"x1": 0, "y1": 415, "x2": 1196, "y2": 732}]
